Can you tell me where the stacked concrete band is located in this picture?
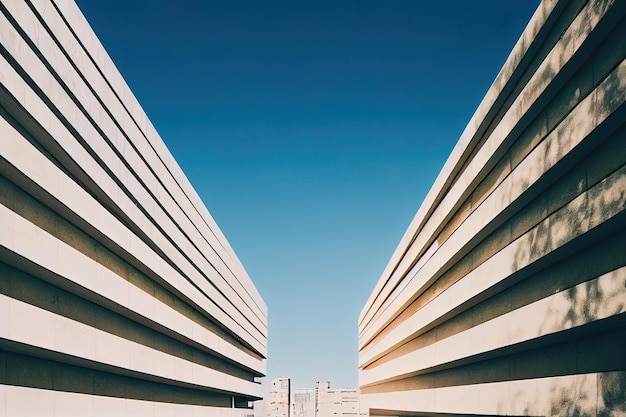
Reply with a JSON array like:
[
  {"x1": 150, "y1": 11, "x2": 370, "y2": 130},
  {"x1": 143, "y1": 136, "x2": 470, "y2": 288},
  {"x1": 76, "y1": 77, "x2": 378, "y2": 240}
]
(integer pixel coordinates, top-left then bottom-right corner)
[
  {"x1": 359, "y1": 0, "x2": 626, "y2": 416},
  {"x1": 0, "y1": 0, "x2": 267, "y2": 416}
]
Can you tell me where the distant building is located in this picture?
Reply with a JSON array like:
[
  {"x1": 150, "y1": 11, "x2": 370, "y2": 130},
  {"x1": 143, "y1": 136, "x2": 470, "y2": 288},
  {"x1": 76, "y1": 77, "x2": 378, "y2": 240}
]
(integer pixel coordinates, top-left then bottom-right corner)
[
  {"x1": 315, "y1": 382, "x2": 367, "y2": 417},
  {"x1": 269, "y1": 378, "x2": 291, "y2": 417},
  {"x1": 292, "y1": 387, "x2": 315, "y2": 417},
  {"x1": 266, "y1": 380, "x2": 368, "y2": 417}
]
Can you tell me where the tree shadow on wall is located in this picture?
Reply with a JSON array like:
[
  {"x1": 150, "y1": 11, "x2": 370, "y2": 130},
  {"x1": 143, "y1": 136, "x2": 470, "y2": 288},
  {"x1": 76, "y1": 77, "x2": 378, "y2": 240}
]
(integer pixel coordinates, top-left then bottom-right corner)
[
  {"x1": 598, "y1": 372, "x2": 626, "y2": 417},
  {"x1": 510, "y1": 160, "x2": 626, "y2": 414}
]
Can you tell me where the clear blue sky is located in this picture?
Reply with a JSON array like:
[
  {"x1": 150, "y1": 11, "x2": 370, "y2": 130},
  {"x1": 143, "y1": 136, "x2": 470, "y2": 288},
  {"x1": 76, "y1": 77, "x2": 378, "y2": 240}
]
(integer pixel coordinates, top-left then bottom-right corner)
[{"x1": 76, "y1": 0, "x2": 539, "y2": 390}]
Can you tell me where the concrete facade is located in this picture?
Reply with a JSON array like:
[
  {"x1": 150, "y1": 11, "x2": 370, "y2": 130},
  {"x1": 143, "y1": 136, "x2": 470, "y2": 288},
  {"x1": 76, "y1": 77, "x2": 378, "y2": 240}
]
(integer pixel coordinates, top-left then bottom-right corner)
[
  {"x1": 269, "y1": 378, "x2": 291, "y2": 417},
  {"x1": 288, "y1": 382, "x2": 367, "y2": 417},
  {"x1": 292, "y1": 388, "x2": 315, "y2": 417},
  {"x1": 315, "y1": 382, "x2": 367, "y2": 417},
  {"x1": 359, "y1": 0, "x2": 626, "y2": 416},
  {"x1": 0, "y1": 0, "x2": 267, "y2": 416}
]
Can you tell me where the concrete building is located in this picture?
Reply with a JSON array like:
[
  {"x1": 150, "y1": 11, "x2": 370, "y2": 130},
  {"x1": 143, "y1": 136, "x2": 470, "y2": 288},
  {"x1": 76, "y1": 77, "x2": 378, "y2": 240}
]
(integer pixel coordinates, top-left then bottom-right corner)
[
  {"x1": 0, "y1": 0, "x2": 267, "y2": 416},
  {"x1": 359, "y1": 0, "x2": 626, "y2": 416},
  {"x1": 277, "y1": 381, "x2": 367, "y2": 417},
  {"x1": 292, "y1": 388, "x2": 315, "y2": 417},
  {"x1": 315, "y1": 382, "x2": 367, "y2": 417},
  {"x1": 269, "y1": 378, "x2": 291, "y2": 417}
]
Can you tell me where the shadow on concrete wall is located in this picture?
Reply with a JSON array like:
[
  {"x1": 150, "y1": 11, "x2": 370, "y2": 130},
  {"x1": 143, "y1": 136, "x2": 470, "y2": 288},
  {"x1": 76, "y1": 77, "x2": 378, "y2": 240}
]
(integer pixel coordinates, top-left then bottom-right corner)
[
  {"x1": 598, "y1": 372, "x2": 626, "y2": 417},
  {"x1": 510, "y1": 159, "x2": 625, "y2": 416}
]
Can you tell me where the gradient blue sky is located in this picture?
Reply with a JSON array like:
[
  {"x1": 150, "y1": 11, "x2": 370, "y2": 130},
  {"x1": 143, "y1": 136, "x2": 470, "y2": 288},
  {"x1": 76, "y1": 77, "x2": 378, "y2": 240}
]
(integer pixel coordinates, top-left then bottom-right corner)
[{"x1": 76, "y1": 0, "x2": 539, "y2": 390}]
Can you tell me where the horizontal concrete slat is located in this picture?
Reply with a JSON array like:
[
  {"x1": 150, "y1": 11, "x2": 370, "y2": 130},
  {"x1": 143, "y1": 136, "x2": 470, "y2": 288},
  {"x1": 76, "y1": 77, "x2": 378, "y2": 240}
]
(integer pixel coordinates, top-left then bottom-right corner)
[
  {"x1": 1, "y1": 384, "x2": 250, "y2": 417},
  {"x1": 360, "y1": 264, "x2": 626, "y2": 385},
  {"x1": 44, "y1": 0, "x2": 266, "y2": 319},
  {"x1": 358, "y1": 0, "x2": 562, "y2": 326},
  {"x1": 0, "y1": 117, "x2": 264, "y2": 372},
  {"x1": 0, "y1": 6, "x2": 267, "y2": 341},
  {"x1": 23, "y1": 0, "x2": 267, "y2": 325},
  {"x1": 359, "y1": 0, "x2": 621, "y2": 341},
  {"x1": 361, "y1": 372, "x2": 615, "y2": 416},
  {"x1": 0, "y1": 294, "x2": 261, "y2": 398},
  {"x1": 0, "y1": 42, "x2": 266, "y2": 353},
  {"x1": 359, "y1": 57, "x2": 626, "y2": 361},
  {"x1": 0, "y1": 199, "x2": 264, "y2": 375},
  {"x1": 359, "y1": 0, "x2": 617, "y2": 334}
]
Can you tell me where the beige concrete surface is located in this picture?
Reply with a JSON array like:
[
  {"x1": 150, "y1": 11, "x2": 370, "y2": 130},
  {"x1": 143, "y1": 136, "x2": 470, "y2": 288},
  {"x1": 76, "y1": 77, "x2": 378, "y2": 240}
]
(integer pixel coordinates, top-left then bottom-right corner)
[
  {"x1": 0, "y1": 0, "x2": 266, "y2": 414},
  {"x1": 359, "y1": 0, "x2": 626, "y2": 415},
  {"x1": 360, "y1": 0, "x2": 622, "y2": 344}
]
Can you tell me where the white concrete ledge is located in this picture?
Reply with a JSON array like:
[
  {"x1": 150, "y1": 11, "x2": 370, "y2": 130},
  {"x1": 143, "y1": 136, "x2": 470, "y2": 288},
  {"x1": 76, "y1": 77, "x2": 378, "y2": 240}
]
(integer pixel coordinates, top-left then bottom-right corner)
[
  {"x1": 359, "y1": 57, "x2": 626, "y2": 357},
  {"x1": 0, "y1": 98, "x2": 265, "y2": 356},
  {"x1": 0, "y1": 200, "x2": 264, "y2": 375},
  {"x1": 359, "y1": 0, "x2": 563, "y2": 326},
  {"x1": 361, "y1": 371, "x2": 620, "y2": 417},
  {"x1": 0, "y1": 44, "x2": 266, "y2": 354},
  {"x1": 45, "y1": 0, "x2": 267, "y2": 316},
  {"x1": 359, "y1": 0, "x2": 617, "y2": 332},
  {"x1": 0, "y1": 293, "x2": 261, "y2": 398},
  {"x1": 0, "y1": 0, "x2": 268, "y2": 408},
  {"x1": 359, "y1": 1, "x2": 626, "y2": 413},
  {"x1": 0, "y1": 4, "x2": 267, "y2": 340},
  {"x1": 360, "y1": 264, "x2": 626, "y2": 385},
  {"x1": 37, "y1": 0, "x2": 266, "y2": 319},
  {"x1": 0, "y1": 384, "x2": 249, "y2": 417}
]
